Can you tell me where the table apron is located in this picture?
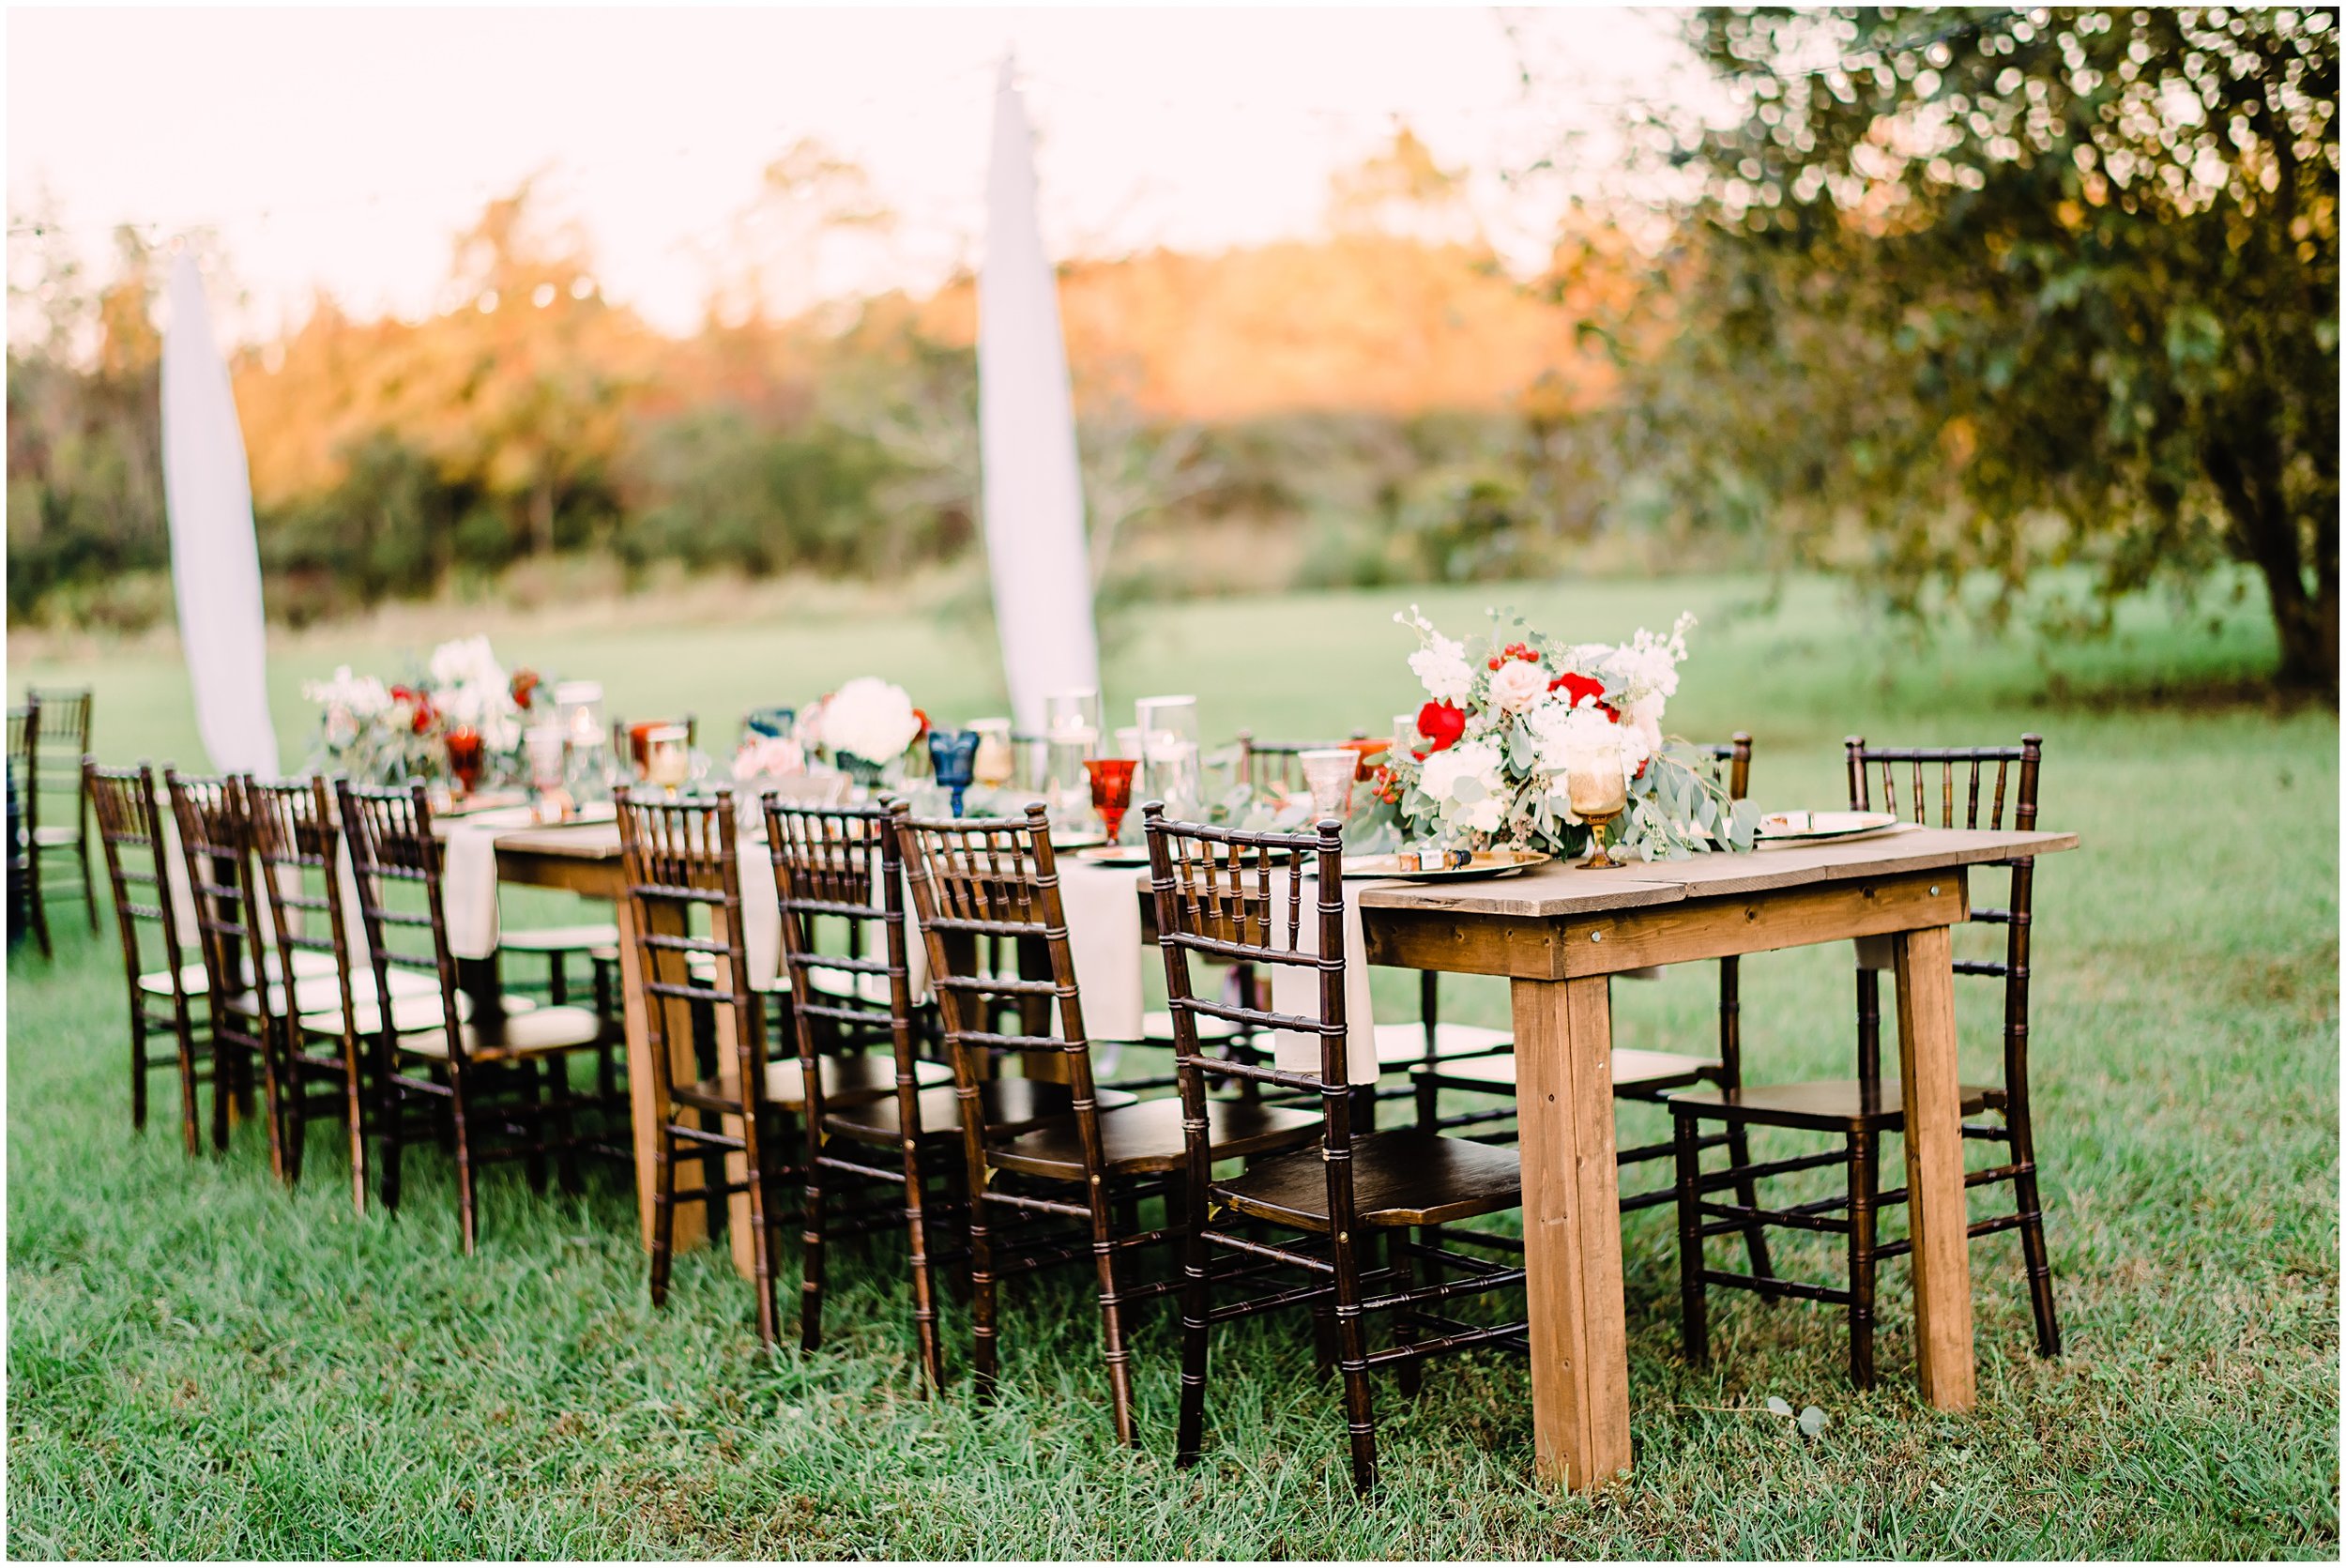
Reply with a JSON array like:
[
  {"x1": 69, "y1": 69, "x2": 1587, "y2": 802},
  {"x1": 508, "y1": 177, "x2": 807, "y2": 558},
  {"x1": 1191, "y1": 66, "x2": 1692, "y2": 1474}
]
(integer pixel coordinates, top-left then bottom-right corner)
[
  {"x1": 1361, "y1": 868, "x2": 1969, "y2": 979},
  {"x1": 490, "y1": 850, "x2": 622, "y2": 900}
]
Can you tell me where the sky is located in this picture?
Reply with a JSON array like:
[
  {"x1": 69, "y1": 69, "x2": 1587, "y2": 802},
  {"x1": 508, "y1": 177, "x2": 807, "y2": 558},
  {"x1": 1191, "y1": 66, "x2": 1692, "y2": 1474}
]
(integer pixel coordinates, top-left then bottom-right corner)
[{"x1": 8, "y1": 7, "x2": 1713, "y2": 343}]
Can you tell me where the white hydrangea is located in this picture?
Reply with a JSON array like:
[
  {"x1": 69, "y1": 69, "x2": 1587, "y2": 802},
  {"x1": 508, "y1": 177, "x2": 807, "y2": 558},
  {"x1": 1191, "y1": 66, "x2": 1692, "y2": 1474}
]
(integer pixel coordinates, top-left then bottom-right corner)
[
  {"x1": 428, "y1": 634, "x2": 506, "y2": 693},
  {"x1": 303, "y1": 665, "x2": 391, "y2": 748},
  {"x1": 1417, "y1": 738, "x2": 1506, "y2": 836},
  {"x1": 819, "y1": 677, "x2": 922, "y2": 762}
]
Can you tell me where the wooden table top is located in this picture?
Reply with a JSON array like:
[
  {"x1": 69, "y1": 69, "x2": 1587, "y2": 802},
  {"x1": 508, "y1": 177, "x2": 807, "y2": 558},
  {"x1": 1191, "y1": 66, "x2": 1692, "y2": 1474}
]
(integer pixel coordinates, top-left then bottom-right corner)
[{"x1": 1352, "y1": 826, "x2": 2078, "y2": 920}]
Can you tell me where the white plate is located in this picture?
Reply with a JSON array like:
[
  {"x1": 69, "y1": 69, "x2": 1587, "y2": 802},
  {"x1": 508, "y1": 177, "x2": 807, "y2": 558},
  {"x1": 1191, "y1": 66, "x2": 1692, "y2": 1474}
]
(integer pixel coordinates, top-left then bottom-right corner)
[
  {"x1": 1755, "y1": 809, "x2": 1901, "y2": 845},
  {"x1": 1311, "y1": 849, "x2": 1553, "y2": 883},
  {"x1": 1049, "y1": 829, "x2": 1108, "y2": 850},
  {"x1": 1074, "y1": 844, "x2": 1152, "y2": 867}
]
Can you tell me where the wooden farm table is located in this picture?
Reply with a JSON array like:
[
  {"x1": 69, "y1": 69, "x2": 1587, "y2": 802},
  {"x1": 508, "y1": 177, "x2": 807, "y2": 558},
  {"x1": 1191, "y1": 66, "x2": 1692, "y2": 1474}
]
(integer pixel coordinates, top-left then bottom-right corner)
[{"x1": 1353, "y1": 825, "x2": 2077, "y2": 1491}]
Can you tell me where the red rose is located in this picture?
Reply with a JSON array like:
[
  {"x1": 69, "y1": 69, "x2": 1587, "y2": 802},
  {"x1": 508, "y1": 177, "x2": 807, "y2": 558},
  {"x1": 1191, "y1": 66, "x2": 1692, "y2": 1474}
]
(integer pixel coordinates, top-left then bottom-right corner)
[
  {"x1": 510, "y1": 669, "x2": 541, "y2": 709},
  {"x1": 1550, "y1": 672, "x2": 1607, "y2": 709},
  {"x1": 1416, "y1": 700, "x2": 1466, "y2": 754},
  {"x1": 911, "y1": 708, "x2": 931, "y2": 738}
]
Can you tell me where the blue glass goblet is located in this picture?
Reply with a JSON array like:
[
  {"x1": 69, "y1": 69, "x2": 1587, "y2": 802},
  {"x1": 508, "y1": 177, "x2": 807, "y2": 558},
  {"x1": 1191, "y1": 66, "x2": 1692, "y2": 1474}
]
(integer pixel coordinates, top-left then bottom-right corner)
[{"x1": 928, "y1": 728, "x2": 980, "y2": 817}]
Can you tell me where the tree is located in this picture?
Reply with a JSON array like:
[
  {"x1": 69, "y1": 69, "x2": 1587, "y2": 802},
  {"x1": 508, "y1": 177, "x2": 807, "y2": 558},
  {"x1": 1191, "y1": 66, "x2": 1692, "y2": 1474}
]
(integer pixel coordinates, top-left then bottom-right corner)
[{"x1": 1662, "y1": 7, "x2": 2338, "y2": 692}]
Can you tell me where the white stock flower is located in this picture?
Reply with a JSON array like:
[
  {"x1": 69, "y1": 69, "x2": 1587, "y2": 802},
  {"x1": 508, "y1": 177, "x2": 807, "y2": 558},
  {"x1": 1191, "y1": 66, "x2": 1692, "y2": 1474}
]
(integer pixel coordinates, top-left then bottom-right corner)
[
  {"x1": 819, "y1": 677, "x2": 922, "y2": 761},
  {"x1": 1408, "y1": 633, "x2": 1473, "y2": 703},
  {"x1": 1486, "y1": 659, "x2": 1547, "y2": 714}
]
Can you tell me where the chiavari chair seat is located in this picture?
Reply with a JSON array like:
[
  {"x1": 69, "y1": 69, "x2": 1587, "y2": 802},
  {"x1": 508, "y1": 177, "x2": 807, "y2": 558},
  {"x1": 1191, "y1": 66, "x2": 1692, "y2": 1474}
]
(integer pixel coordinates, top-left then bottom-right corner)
[
  {"x1": 498, "y1": 921, "x2": 620, "y2": 953},
  {"x1": 1374, "y1": 1019, "x2": 1512, "y2": 1067},
  {"x1": 1668, "y1": 734, "x2": 2060, "y2": 1390},
  {"x1": 988, "y1": 1093, "x2": 1314, "y2": 1180},
  {"x1": 1672, "y1": 1078, "x2": 1994, "y2": 1131},
  {"x1": 1217, "y1": 1128, "x2": 1523, "y2": 1230},
  {"x1": 223, "y1": 964, "x2": 440, "y2": 1021},
  {"x1": 821, "y1": 1074, "x2": 1121, "y2": 1147},
  {"x1": 1144, "y1": 805, "x2": 1528, "y2": 1495},
  {"x1": 1424, "y1": 1044, "x2": 1722, "y2": 1095},
  {"x1": 386, "y1": 1002, "x2": 608, "y2": 1063},
  {"x1": 135, "y1": 948, "x2": 343, "y2": 1000}
]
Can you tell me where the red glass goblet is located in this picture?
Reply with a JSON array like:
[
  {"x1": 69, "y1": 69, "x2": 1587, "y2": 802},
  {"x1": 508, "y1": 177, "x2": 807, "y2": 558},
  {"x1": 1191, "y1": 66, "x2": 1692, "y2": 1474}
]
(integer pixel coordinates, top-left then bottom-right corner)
[
  {"x1": 446, "y1": 726, "x2": 485, "y2": 797},
  {"x1": 1085, "y1": 757, "x2": 1137, "y2": 844}
]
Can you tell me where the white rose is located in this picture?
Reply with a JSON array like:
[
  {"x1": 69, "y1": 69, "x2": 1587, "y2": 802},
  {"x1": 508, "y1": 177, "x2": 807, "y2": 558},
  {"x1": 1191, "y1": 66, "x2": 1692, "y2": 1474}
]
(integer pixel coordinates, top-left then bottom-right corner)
[{"x1": 1486, "y1": 659, "x2": 1547, "y2": 714}]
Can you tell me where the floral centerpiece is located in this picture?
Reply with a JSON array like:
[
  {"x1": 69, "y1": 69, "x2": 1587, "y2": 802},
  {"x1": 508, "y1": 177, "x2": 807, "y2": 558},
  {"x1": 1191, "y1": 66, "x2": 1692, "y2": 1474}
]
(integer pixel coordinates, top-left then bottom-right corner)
[
  {"x1": 1381, "y1": 605, "x2": 1753, "y2": 861},
  {"x1": 302, "y1": 635, "x2": 550, "y2": 788},
  {"x1": 798, "y1": 677, "x2": 926, "y2": 786}
]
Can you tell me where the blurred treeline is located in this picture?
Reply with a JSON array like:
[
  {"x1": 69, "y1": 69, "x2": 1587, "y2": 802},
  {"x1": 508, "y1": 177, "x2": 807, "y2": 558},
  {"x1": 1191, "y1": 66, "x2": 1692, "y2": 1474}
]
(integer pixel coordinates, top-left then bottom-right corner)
[
  {"x1": 8, "y1": 130, "x2": 1655, "y2": 635},
  {"x1": 9, "y1": 9, "x2": 2338, "y2": 691}
]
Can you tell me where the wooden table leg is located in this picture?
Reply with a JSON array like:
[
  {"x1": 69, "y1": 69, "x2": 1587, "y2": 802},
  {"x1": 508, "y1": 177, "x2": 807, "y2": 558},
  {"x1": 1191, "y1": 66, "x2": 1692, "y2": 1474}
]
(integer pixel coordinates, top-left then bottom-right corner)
[
  {"x1": 618, "y1": 893, "x2": 707, "y2": 1254},
  {"x1": 1893, "y1": 922, "x2": 1976, "y2": 1409},
  {"x1": 1511, "y1": 973, "x2": 1632, "y2": 1492}
]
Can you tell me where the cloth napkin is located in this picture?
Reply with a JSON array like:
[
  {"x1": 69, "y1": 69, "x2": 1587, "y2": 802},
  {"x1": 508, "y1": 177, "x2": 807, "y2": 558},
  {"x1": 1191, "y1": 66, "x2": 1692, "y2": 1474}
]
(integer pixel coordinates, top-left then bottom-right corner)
[
  {"x1": 737, "y1": 838, "x2": 930, "y2": 1001},
  {"x1": 1052, "y1": 857, "x2": 1152, "y2": 1043},
  {"x1": 438, "y1": 805, "x2": 546, "y2": 959}
]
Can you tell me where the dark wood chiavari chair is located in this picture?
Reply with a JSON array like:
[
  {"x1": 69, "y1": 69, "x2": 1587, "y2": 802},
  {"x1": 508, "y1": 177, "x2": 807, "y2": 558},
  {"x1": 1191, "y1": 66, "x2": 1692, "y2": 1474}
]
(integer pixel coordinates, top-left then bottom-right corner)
[
  {"x1": 165, "y1": 770, "x2": 288, "y2": 1169},
  {"x1": 27, "y1": 687, "x2": 97, "y2": 936},
  {"x1": 889, "y1": 802, "x2": 1231, "y2": 1443},
  {"x1": 88, "y1": 762, "x2": 209, "y2": 1154},
  {"x1": 338, "y1": 780, "x2": 620, "y2": 1253},
  {"x1": 768, "y1": 800, "x2": 958, "y2": 1377},
  {"x1": 1144, "y1": 804, "x2": 1527, "y2": 1493},
  {"x1": 8, "y1": 700, "x2": 47, "y2": 957},
  {"x1": 1668, "y1": 735, "x2": 2057, "y2": 1387},
  {"x1": 250, "y1": 776, "x2": 412, "y2": 1215}
]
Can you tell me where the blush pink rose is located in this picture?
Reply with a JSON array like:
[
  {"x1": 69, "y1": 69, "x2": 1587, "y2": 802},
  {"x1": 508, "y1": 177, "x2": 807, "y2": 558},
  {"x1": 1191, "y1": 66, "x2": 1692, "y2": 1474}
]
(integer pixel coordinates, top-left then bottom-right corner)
[{"x1": 1487, "y1": 659, "x2": 1549, "y2": 714}]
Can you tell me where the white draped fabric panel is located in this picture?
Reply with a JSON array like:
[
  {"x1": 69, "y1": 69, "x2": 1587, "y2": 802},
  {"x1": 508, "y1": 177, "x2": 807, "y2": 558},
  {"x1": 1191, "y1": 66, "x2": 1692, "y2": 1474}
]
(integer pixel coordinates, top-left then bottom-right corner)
[
  {"x1": 161, "y1": 255, "x2": 281, "y2": 779},
  {"x1": 977, "y1": 60, "x2": 1102, "y2": 732}
]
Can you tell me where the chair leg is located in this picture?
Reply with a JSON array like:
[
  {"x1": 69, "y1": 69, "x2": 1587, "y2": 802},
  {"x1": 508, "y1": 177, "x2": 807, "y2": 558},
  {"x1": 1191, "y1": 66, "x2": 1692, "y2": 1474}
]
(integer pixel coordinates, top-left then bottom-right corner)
[
  {"x1": 2004, "y1": 1106, "x2": 2063, "y2": 1358},
  {"x1": 969, "y1": 1197, "x2": 999, "y2": 1398},
  {"x1": 1174, "y1": 1205, "x2": 1212, "y2": 1468},
  {"x1": 799, "y1": 1133, "x2": 830, "y2": 1355},
  {"x1": 522, "y1": 1062, "x2": 549, "y2": 1195},
  {"x1": 77, "y1": 837, "x2": 97, "y2": 933},
  {"x1": 903, "y1": 1145, "x2": 944, "y2": 1394},
  {"x1": 1332, "y1": 1240, "x2": 1379, "y2": 1494},
  {"x1": 449, "y1": 1074, "x2": 480, "y2": 1256},
  {"x1": 26, "y1": 847, "x2": 51, "y2": 959},
  {"x1": 129, "y1": 1010, "x2": 149, "y2": 1133},
  {"x1": 175, "y1": 1017, "x2": 202, "y2": 1158},
  {"x1": 1090, "y1": 1184, "x2": 1137, "y2": 1448},
  {"x1": 648, "y1": 1127, "x2": 678, "y2": 1308},
  {"x1": 343, "y1": 1057, "x2": 369, "y2": 1219},
  {"x1": 1389, "y1": 1229, "x2": 1424, "y2": 1399},
  {"x1": 1848, "y1": 1127, "x2": 1877, "y2": 1390},
  {"x1": 1674, "y1": 1106, "x2": 1709, "y2": 1365},
  {"x1": 547, "y1": 953, "x2": 569, "y2": 1008},
  {"x1": 380, "y1": 1077, "x2": 406, "y2": 1214},
  {"x1": 1723, "y1": 1120, "x2": 1776, "y2": 1289},
  {"x1": 743, "y1": 1134, "x2": 778, "y2": 1350}
]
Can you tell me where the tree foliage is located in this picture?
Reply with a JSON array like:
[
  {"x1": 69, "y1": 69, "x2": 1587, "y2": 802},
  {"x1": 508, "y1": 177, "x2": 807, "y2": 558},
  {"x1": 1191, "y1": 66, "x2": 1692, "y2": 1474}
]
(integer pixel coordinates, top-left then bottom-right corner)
[{"x1": 1659, "y1": 6, "x2": 2338, "y2": 691}]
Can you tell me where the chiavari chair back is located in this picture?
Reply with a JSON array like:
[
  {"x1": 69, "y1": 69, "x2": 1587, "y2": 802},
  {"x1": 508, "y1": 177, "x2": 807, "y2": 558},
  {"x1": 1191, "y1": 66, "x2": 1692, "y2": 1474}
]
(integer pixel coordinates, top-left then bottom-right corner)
[
  {"x1": 27, "y1": 687, "x2": 96, "y2": 936},
  {"x1": 889, "y1": 801, "x2": 1168, "y2": 1439},
  {"x1": 165, "y1": 769, "x2": 284, "y2": 1170},
  {"x1": 88, "y1": 762, "x2": 205, "y2": 1153}
]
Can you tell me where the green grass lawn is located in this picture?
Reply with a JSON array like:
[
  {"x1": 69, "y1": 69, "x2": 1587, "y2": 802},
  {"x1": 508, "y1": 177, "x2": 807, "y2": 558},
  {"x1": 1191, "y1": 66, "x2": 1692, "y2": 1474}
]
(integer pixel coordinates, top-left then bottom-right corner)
[{"x1": 8, "y1": 574, "x2": 2338, "y2": 1558}]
